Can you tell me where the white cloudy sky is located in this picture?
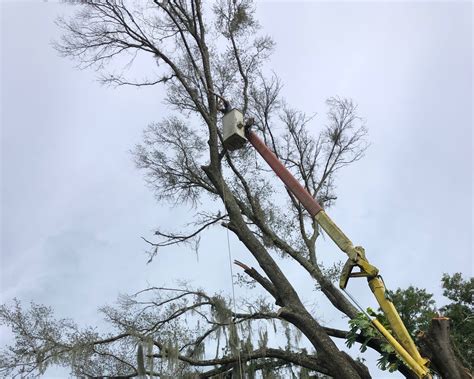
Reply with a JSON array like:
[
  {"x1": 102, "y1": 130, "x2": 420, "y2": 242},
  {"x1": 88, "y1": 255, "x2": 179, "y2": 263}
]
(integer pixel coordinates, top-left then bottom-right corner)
[{"x1": 1, "y1": 1, "x2": 472, "y2": 378}]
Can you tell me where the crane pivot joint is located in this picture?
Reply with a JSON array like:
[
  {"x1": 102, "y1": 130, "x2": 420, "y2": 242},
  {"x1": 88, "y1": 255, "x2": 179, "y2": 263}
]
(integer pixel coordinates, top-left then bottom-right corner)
[{"x1": 339, "y1": 246, "x2": 379, "y2": 289}]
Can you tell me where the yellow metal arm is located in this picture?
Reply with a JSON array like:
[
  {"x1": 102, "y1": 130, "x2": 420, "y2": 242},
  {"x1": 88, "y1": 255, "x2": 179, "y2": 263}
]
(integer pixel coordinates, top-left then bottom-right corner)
[
  {"x1": 371, "y1": 318, "x2": 430, "y2": 378},
  {"x1": 315, "y1": 211, "x2": 431, "y2": 378}
]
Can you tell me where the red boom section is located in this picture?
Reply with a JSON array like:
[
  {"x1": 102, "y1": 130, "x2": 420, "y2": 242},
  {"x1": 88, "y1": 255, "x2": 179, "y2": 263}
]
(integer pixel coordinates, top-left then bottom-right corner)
[{"x1": 246, "y1": 130, "x2": 323, "y2": 217}]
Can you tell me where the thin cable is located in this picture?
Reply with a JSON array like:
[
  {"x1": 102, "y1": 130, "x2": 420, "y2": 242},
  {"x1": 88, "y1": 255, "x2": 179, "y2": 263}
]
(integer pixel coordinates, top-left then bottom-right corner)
[
  {"x1": 342, "y1": 288, "x2": 371, "y2": 319},
  {"x1": 342, "y1": 288, "x2": 410, "y2": 362},
  {"x1": 221, "y1": 174, "x2": 244, "y2": 379}
]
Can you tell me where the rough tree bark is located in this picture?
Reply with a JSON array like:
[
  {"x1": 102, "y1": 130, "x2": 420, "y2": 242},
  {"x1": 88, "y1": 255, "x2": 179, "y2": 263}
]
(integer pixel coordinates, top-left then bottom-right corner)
[{"x1": 418, "y1": 317, "x2": 472, "y2": 379}]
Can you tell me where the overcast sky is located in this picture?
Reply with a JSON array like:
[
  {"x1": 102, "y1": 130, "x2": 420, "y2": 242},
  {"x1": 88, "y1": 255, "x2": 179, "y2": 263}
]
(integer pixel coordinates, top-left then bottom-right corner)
[{"x1": 1, "y1": 1, "x2": 472, "y2": 378}]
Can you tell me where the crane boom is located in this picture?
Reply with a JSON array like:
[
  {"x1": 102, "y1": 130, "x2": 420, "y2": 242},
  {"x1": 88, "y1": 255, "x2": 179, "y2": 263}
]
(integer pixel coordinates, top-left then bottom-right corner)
[{"x1": 243, "y1": 129, "x2": 431, "y2": 378}]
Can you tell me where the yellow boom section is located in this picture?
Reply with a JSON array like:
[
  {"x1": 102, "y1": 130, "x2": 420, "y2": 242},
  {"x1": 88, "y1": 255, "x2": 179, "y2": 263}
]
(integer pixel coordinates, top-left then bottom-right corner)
[{"x1": 316, "y1": 211, "x2": 431, "y2": 378}]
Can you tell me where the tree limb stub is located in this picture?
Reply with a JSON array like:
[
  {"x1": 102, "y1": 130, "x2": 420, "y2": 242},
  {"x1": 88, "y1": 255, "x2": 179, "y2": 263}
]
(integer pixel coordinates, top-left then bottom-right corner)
[{"x1": 418, "y1": 317, "x2": 473, "y2": 379}]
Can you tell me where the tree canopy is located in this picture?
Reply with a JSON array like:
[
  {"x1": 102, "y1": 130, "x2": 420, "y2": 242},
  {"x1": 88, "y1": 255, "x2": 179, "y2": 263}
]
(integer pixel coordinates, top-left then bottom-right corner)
[{"x1": 1, "y1": 1, "x2": 472, "y2": 378}]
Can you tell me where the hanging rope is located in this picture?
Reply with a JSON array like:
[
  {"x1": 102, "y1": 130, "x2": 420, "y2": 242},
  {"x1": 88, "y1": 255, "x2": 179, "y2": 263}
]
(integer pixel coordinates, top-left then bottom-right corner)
[{"x1": 221, "y1": 173, "x2": 244, "y2": 379}]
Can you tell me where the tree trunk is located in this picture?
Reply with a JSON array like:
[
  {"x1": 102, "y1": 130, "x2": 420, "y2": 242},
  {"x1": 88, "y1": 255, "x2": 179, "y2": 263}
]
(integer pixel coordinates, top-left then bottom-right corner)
[
  {"x1": 203, "y1": 165, "x2": 368, "y2": 379},
  {"x1": 418, "y1": 317, "x2": 472, "y2": 379}
]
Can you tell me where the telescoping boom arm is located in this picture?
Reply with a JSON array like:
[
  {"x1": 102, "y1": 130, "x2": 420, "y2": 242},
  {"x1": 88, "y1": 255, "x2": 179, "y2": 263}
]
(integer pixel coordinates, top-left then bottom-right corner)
[{"x1": 223, "y1": 114, "x2": 431, "y2": 378}]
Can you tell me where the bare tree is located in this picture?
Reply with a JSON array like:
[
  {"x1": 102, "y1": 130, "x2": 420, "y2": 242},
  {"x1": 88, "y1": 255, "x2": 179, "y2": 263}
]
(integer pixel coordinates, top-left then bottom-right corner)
[{"x1": 1, "y1": 1, "x2": 470, "y2": 378}]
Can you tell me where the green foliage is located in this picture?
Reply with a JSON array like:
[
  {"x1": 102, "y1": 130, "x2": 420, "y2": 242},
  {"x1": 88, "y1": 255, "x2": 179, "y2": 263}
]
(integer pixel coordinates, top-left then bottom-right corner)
[
  {"x1": 346, "y1": 310, "x2": 378, "y2": 352},
  {"x1": 442, "y1": 273, "x2": 473, "y2": 304},
  {"x1": 375, "y1": 341, "x2": 398, "y2": 372},
  {"x1": 346, "y1": 309, "x2": 400, "y2": 372},
  {"x1": 440, "y1": 273, "x2": 474, "y2": 368},
  {"x1": 348, "y1": 273, "x2": 473, "y2": 373},
  {"x1": 387, "y1": 286, "x2": 436, "y2": 334},
  {"x1": 383, "y1": 273, "x2": 473, "y2": 368}
]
